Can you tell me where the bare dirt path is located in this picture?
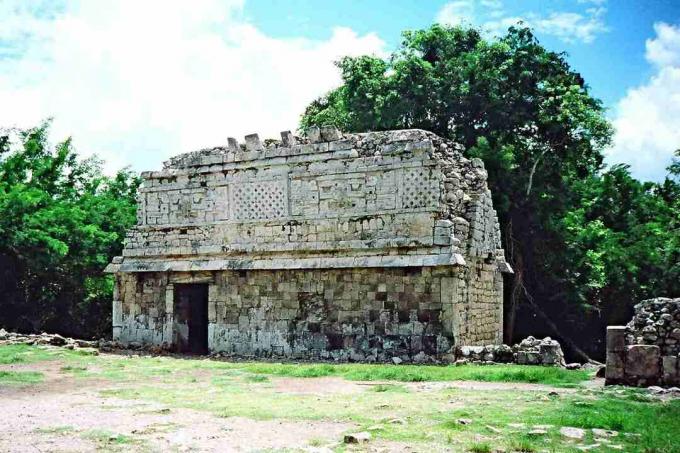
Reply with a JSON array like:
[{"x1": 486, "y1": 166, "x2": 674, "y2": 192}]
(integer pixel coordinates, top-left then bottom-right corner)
[{"x1": 0, "y1": 361, "x2": 352, "y2": 452}]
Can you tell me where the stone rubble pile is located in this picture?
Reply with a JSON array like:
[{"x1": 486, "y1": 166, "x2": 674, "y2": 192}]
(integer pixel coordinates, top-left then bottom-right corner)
[
  {"x1": 606, "y1": 297, "x2": 680, "y2": 387},
  {"x1": 1, "y1": 328, "x2": 577, "y2": 368},
  {"x1": 625, "y1": 297, "x2": 680, "y2": 356},
  {"x1": 0, "y1": 328, "x2": 97, "y2": 349},
  {"x1": 454, "y1": 336, "x2": 567, "y2": 367}
]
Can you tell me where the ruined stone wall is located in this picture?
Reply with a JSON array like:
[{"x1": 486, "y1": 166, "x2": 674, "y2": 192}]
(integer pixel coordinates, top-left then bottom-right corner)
[
  {"x1": 606, "y1": 297, "x2": 680, "y2": 387},
  {"x1": 113, "y1": 264, "x2": 503, "y2": 361}
]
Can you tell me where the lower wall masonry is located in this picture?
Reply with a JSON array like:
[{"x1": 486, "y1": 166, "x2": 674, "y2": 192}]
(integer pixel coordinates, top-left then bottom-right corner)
[{"x1": 114, "y1": 262, "x2": 503, "y2": 362}]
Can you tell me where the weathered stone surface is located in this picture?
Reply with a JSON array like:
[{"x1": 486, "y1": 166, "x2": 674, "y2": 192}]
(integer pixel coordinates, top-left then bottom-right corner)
[
  {"x1": 106, "y1": 128, "x2": 510, "y2": 361},
  {"x1": 606, "y1": 297, "x2": 680, "y2": 387},
  {"x1": 606, "y1": 326, "x2": 626, "y2": 352},
  {"x1": 560, "y1": 427, "x2": 586, "y2": 440},
  {"x1": 344, "y1": 432, "x2": 371, "y2": 443},
  {"x1": 626, "y1": 345, "x2": 661, "y2": 378}
]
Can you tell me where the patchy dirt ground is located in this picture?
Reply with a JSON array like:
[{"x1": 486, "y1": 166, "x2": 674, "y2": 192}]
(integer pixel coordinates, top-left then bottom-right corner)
[
  {"x1": 0, "y1": 368, "x2": 353, "y2": 452},
  {"x1": 0, "y1": 346, "x2": 677, "y2": 453}
]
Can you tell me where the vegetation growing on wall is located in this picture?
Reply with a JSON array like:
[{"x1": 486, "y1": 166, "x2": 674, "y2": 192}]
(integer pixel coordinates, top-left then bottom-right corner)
[
  {"x1": 301, "y1": 25, "x2": 680, "y2": 359},
  {"x1": 0, "y1": 123, "x2": 140, "y2": 338}
]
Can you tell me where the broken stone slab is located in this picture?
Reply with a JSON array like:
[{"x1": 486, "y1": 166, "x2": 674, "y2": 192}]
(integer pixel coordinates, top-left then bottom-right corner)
[
  {"x1": 560, "y1": 427, "x2": 586, "y2": 440},
  {"x1": 592, "y1": 428, "x2": 618, "y2": 438},
  {"x1": 244, "y1": 133, "x2": 263, "y2": 151},
  {"x1": 457, "y1": 418, "x2": 472, "y2": 425},
  {"x1": 306, "y1": 126, "x2": 322, "y2": 143},
  {"x1": 343, "y1": 432, "x2": 371, "y2": 443},
  {"x1": 280, "y1": 130, "x2": 296, "y2": 147},
  {"x1": 227, "y1": 137, "x2": 240, "y2": 152},
  {"x1": 319, "y1": 125, "x2": 342, "y2": 142}
]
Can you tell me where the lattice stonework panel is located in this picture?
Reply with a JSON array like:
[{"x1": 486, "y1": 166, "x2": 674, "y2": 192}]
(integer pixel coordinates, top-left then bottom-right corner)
[
  {"x1": 400, "y1": 167, "x2": 441, "y2": 209},
  {"x1": 231, "y1": 180, "x2": 288, "y2": 220}
]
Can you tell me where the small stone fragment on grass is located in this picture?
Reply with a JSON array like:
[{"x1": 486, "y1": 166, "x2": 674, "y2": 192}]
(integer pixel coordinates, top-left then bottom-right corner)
[
  {"x1": 528, "y1": 429, "x2": 547, "y2": 436},
  {"x1": 343, "y1": 432, "x2": 371, "y2": 444},
  {"x1": 485, "y1": 425, "x2": 501, "y2": 433},
  {"x1": 592, "y1": 428, "x2": 618, "y2": 438},
  {"x1": 532, "y1": 424, "x2": 553, "y2": 430},
  {"x1": 391, "y1": 357, "x2": 403, "y2": 365},
  {"x1": 457, "y1": 418, "x2": 473, "y2": 425},
  {"x1": 560, "y1": 427, "x2": 586, "y2": 440},
  {"x1": 648, "y1": 386, "x2": 666, "y2": 395},
  {"x1": 575, "y1": 444, "x2": 600, "y2": 451},
  {"x1": 507, "y1": 423, "x2": 525, "y2": 429},
  {"x1": 388, "y1": 418, "x2": 406, "y2": 425}
]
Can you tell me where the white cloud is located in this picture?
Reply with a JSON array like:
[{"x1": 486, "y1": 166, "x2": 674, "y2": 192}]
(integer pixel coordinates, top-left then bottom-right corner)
[
  {"x1": 646, "y1": 22, "x2": 680, "y2": 68},
  {"x1": 607, "y1": 22, "x2": 680, "y2": 181},
  {"x1": 436, "y1": 1, "x2": 608, "y2": 44},
  {"x1": 0, "y1": 0, "x2": 386, "y2": 172},
  {"x1": 436, "y1": 1, "x2": 476, "y2": 27}
]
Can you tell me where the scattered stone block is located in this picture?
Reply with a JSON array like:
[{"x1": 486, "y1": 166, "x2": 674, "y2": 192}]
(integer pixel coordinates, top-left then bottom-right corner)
[
  {"x1": 560, "y1": 427, "x2": 586, "y2": 440},
  {"x1": 343, "y1": 432, "x2": 371, "y2": 443}
]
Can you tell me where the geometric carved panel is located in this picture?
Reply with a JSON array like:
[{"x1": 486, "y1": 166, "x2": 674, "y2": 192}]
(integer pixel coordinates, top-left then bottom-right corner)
[
  {"x1": 232, "y1": 180, "x2": 287, "y2": 220},
  {"x1": 400, "y1": 167, "x2": 440, "y2": 209}
]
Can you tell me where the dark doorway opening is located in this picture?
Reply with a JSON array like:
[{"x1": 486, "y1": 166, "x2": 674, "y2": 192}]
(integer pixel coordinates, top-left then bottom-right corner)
[{"x1": 174, "y1": 283, "x2": 209, "y2": 354}]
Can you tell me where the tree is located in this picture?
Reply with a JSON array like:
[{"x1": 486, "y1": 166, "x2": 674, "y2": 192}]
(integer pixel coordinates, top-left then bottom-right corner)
[
  {"x1": 0, "y1": 123, "x2": 140, "y2": 337},
  {"x1": 301, "y1": 24, "x2": 677, "y2": 359}
]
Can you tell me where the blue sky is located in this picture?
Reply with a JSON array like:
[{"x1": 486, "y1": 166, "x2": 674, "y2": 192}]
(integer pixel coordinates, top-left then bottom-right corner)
[
  {"x1": 0, "y1": 0, "x2": 679, "y2": 180},
  {"x1": 244, "y1": 0, "x2": 678, "y2": 108}
]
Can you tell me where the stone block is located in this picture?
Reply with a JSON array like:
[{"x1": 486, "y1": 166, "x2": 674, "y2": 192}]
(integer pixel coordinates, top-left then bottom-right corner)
[
  {"x1": 605, "y1": 351, "x2": 625, "y2": 383},
  {"x1": 662, "y1": 355, "x2": 678, "y2": 383},
  {"x1": 307, "y1": 126, "x2": 321, "y2": 143},
  {"x1": 625, "y1": 345, "x2": 660, "y2": 378},
  {"x1": 606, "y1": 326, "x2": 627, "y2": 352},
  {"x1": 320, "y1": 125, "x2": 342, "y2": 142},
  {"x1": 227, "y1": 137, "x2": 240, "y2": 152},
  {"x1": 280, "y1": 130, "x2": 296, "y2": 147},
  {"x1": 244, "y1": 133, "x2": 263, "y2": 151}
]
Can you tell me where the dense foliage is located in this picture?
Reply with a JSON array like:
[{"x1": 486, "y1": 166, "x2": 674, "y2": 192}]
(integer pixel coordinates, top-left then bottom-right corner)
[
  {"x1": 0, "y1": 123, "x2": 140, "y2": 338},
  {"x1": 301, "y1": 25, "x2": 680, "y2": 359}
]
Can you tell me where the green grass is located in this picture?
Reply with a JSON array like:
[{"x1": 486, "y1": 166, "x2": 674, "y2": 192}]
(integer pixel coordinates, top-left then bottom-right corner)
[
  {"x1": 237, "y1": 362, "x2": 590, "y2": 385},
  {"x1": 468, "y1": 441, "x2": 492, "y2": 453},
  {"x1": 35, "y1": 425, "x2": 75, "y2": 434},
  {"x1": 0, "y1": 370, "x2": 43, "y2": 384},
  {"x1": 0, "y1": 344, "x2": 57, "y2": 364},
  {"x1": 370, "y1": 383, "x2": 409, "y2": 393}
]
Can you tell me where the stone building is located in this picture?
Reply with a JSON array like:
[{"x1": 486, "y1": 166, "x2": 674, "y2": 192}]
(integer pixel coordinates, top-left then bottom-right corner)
[{"x1": 105, "y1": 127, "x2": 511, "y2": 361}]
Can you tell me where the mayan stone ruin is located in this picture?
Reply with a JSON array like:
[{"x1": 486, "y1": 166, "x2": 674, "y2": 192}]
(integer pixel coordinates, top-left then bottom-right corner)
[
  {"x1": 105, "y1": 126, "x2": 511, "y2": 361},
  {"x1": 606, "y1": 297, "x2": 680, "y2": 387}
]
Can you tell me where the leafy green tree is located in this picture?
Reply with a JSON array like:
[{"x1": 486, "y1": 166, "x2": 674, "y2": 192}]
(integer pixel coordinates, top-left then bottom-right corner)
[
  {"x1": 301, "y1": 24, "x2": 677, "y2": 359},
  {"x1": 0, "y1": 123, "x2": 140, "y2": 337}
]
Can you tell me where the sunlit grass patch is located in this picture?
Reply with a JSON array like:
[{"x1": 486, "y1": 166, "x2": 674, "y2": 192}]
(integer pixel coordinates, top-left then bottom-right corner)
[
  {"x1": 34, "y1": 425, "x2": 75, "y2": 434},
  {"x1": 83, "y1": 429, "x2": 134, "y2": 445},
  {"x1": 0, "y1": 344, "x2": 57, "y2": 364},
  {"x1": 236, "y1": 362, "x2": 589, "y2": 385},
  {"x1": 244, "y1": 374, "x2": 269, "y2": 383},
  {"x1": 370, "y1": 383, "x2": 409, "y2": 393},
  {"x1": 0, "y1": 370, "x2": 43, "y2": 385}
]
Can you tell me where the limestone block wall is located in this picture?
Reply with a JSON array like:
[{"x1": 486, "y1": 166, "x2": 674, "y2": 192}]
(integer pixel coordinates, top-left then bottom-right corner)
[
  {"x1": 113, "y1": 264, "x2": 502, "y2": 360},
  {"x1": 605, "y1": 297, "x2": 680, "y2": 387}
]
